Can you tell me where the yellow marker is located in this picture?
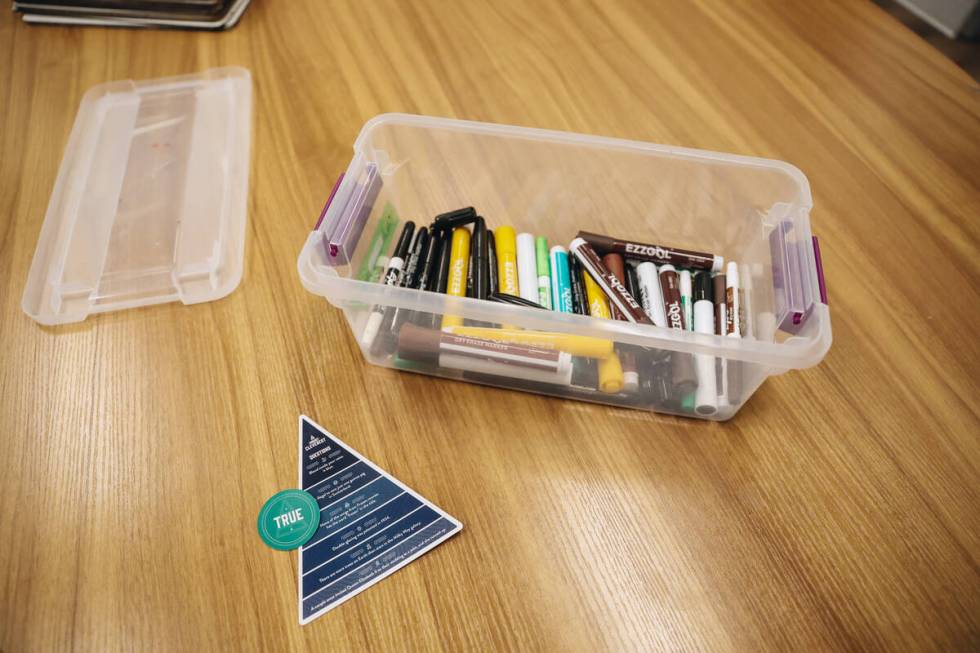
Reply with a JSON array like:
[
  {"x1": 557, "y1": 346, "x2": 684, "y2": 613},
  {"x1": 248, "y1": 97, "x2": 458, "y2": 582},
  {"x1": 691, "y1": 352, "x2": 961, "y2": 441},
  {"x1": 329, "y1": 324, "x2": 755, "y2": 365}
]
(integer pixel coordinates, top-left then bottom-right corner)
[
  {"x1": 582, "y1": 271, "x2": 624, "y2": 393},
  {"x1": 444, "y1": 327, "x2": 613, "y2": 359},
  {"x1": 441, "y1": 227, "x2": 470, "y2": 329},
  {"x1": 494, "y1": 226, "x2": 519, "y2": 296}
]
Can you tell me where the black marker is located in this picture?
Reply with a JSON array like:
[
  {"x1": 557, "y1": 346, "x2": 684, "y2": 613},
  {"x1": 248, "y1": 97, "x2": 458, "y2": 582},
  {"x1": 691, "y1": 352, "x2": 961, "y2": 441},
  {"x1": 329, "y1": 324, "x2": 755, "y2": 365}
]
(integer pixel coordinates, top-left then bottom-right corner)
[
  {"x1": 362, "y1": 221, "x2": 415, "y2": 348},
  {"x1": 470, "y1": 217, "x2": 489, "y2": 300},
  {"x1": 487, "y1": 230, "x2": 499, "y2": 295},
  {"x1": 489, "y1": 292, "x2": 547, "y2": 310},
  {"x1": 432, "y1": 206, "x2": 477, "y2": 231},
  {"x1": 373, "y1": 228, "x2": 432, "y2": 355}
]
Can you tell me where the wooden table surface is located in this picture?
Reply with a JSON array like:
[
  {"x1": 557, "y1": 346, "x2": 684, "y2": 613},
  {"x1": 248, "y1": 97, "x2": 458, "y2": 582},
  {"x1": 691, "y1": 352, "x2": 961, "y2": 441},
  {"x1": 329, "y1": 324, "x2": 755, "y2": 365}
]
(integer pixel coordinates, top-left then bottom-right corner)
[{"x1": 1, "y1": 1, "x2": 978, "y2": 650}]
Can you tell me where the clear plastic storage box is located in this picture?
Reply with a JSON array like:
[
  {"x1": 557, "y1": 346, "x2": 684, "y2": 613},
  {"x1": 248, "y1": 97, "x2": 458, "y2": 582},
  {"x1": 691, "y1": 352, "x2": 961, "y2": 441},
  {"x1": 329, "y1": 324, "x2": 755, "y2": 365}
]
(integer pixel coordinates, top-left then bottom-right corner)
[
  {"x1": 22, "y1": 68, "x2": 252, "y2": 325},
  {"x1": 298, "y1": 114, "x2": 831, "y2": 420}
]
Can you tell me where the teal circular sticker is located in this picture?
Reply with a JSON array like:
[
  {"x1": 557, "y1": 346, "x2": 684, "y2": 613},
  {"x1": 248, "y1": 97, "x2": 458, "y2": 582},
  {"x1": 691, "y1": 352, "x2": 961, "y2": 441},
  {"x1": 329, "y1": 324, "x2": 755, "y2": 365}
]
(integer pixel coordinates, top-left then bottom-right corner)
[{"x1": 257, "y1": 489, "x2": 320, "y2": 551}]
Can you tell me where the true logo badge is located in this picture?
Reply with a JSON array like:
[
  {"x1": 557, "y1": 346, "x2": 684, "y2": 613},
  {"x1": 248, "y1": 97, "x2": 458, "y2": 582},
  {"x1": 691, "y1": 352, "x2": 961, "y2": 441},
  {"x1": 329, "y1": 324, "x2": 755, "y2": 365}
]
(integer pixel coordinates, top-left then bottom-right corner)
[{"x1": 257, "y1": 489, "x2": 320, "y2": 551}]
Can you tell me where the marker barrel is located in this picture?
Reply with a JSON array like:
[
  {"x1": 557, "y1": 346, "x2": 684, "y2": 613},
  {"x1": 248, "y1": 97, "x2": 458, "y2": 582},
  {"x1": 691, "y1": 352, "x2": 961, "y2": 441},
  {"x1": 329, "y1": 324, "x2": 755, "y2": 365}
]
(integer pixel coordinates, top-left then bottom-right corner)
[
  {"x1": 516, "y1": 233, "x2": 538, "y2": 303},
  {"x1": 440, "y1": 227, "x2": 470, "y2": 329},
  {"x1": 577, "y1": 230, "x2": 723, "y2": 272},
  {"x1": 549, "y1": 246, "x2": 573, "y2": 313}
]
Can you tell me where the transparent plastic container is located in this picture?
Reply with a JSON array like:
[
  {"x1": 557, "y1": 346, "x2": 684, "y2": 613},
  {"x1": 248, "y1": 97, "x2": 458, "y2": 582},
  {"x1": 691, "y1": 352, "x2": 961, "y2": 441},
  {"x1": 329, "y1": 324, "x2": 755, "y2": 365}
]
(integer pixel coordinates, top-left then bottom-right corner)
[
  {"x1": 298, "y1": 114, "x2": 831, "y2": 420},
  {"x1": 22, "y1": 67, "x2": 252, "y2": 325}
]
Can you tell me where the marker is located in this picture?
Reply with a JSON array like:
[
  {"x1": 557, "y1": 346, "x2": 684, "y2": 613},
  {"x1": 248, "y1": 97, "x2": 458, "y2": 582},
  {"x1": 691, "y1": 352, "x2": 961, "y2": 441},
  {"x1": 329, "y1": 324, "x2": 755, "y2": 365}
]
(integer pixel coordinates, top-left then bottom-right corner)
[
  {"x1": 679, "y1": 269, "x2": 695, "y2": 412},
  {"x1": 713, "y1": 272, "x2": 729, "y2": 408},
  {"x1": 370, "y1": 256, "x2": 389, "y2": 284},
  {"x1": 680, "y1": 270, "x2": 693, "y2": 333},
  {"x1": 361, "y1": 221, "x2": 415, "y2": 348},
  {"x1": 576, "y1": 230, "x2": 724, "y2": 272},
  {"x1": 398, "y1": 323, "x2": 573, "y2": 386},
  {"x1": 581, "y1": 268, "x2": 625, "y2": 394},
  {"x1": 692, "y1": 272, "x2": 718, "y2": 416},
  {"x1": 658, "y1": 264, "x2": 696, "y2": 397},
  {"x1": 441, "y1": 227, "x2": 471, "y2": 329},
  {"x1": 635, "y1": 262, "x2": 667, "y2": 327},
  {"x1": 658, "y1": 265, "x2": 685, "y2": 330},
  {"x1": 725, "y1": 262, "x2": 743, "y2": 405},
  {"x1": 549, "y1": 246, "x2": 573, "y2": 313},
  {"x1": 713, "y1": 273, "x2": 727, "y2": 338},
  {"x1": 494, "y1": 226, "x2": 519, "y2": 297},
  {"x1": 354, "y1": 203, "x2": 398, "y2": 281},
  {"x1": 570, "y1": 238, "x2": 652, "y2": 325},
  {"x1": 602, "y1": 253, "x2": 639, "y2": 393},
  {"x1": 371, "y1": 227, "x2": 431, "y2": 356},
  {"x1": 417, "y1": 229, "x2": 443, "y2": 293},
  {"x1": 516, "y1": 233, "x2": 538, "y2": 303},
  {"x1": 470, "y1": 217, "x2": 489, "y2": 300},
  {"x1": 488, "y1": 292, "x2": 546, "y2": 309},
  {"x1": 535, "y1": 237, "x2": 552, "y2": 309},
  {"x1": 432, "y1": 207, "x2": 477, "y2": 231},
  {"x1": 443, "y1": 327, "x2": 614, "y2": 359},
  {"x1": 568, "y1": 255, "x2": 588, "y2": 316},
  {"x1": 487, "y1": 230, "x2": 498, "y2": 295},
  {"x1": 725, "y1": 262, "x2": 741, "y2": 337}
]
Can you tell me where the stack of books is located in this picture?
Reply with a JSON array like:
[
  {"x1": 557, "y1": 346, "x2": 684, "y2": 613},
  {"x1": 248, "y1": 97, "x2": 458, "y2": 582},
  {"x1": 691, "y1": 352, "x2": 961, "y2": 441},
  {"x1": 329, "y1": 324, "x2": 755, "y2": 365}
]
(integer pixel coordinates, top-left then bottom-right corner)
[{"x1": 13, "y1": 0, "x2": 252, "y2": 30}]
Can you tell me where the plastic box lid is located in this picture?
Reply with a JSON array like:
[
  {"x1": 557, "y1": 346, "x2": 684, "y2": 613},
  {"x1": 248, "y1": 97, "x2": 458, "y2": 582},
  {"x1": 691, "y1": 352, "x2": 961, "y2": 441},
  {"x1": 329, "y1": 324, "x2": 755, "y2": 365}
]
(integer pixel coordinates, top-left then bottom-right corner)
[{"x1": 22, "y1": 67, "x2": 252, "y2": 325}]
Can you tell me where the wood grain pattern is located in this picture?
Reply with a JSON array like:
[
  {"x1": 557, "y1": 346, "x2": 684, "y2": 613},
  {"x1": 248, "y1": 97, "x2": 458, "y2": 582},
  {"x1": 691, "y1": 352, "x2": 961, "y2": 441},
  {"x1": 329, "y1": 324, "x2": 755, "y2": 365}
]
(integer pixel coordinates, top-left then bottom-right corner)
[{"x1": 1, "y1": 0, "x2": 979, "y2": 650}]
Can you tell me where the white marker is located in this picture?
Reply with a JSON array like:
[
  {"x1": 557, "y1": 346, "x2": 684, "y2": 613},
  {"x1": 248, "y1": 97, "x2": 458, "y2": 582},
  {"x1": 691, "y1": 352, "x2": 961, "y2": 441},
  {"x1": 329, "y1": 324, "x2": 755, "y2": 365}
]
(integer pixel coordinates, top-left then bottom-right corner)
[
  {"x1": 692, "y1": 272, "x2": 718, "y2": 416},
  {"x1": 635, "y1": 262, "x2": 668, "y2": 327},
  {"x1": 516, "y1": 232, "x2": 538, "y2": 303}
]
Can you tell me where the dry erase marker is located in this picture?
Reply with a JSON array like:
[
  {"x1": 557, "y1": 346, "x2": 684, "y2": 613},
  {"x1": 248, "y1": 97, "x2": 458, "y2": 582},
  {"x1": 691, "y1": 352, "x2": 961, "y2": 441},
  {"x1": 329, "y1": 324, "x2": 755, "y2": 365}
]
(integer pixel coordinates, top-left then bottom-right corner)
[
  {"x1": 658, "y1": 264, "x2": 685, "y2": 330},
  {"x1": 489, "y1": 292, "x2": 546, "y2": 309},
  {"x1": 470, "y1": 217, "x2": 489, "y2": 300},
  {"x1": 443, "y1": 326, "x2": 614, "y2": 359},
  {"x1": 582, "y1": 269, "x2": 625, "y2": 394},
  {"x1": 692, "y1": 272, "x2": 718, "y2": 416},
  {"x1": 602, "y1": 253, "x2": 640, "y2": 393},
  {"x1": 725, "y1": 262, "x2": 741, "y2": 337},
  {"x1": 570, "y1": 238, "x2": 652, "y2": 325},
  {"x1": 535, "y1": 237, "x2": 552, "y2": 309},
  {"x1": 679, "y1": 269, "x2": 695, "y2": 411},
  {"x1": 495, "y1": 227, "x2": 519, "y2": 296},
  {"x1": 487, "y1": 230, "x2": 499, "y2": 296},
  {"x1": 577, "y1": 230, "x2": 724, "y2": 272},
  {"x1": 372, "y1": 227, "x2": 431, "y2": 356},
  {"x1": 362, "y1": 221, "x2": 415, "y2": 348},
  {"x1": 658, "y1": 264, "x2": 696, "y2": 396},
  {"x1": 713, "y1": 271, "x2": 729, "y2": 408},
  {"x1": 549, "y1": 246, "x2": 573, "y2": 313},
  {"x1": 569, "y1": 255, "x2": 588, "y2": 316},
  {"x1": 680, "y1": 270, "x2": 693, "y2": 332},
  {"x1": 432, "y1": 206, "x2": 477, "y2": 230},
  {"x1": 441, "y1": 227, "x2": 471, "y2": 329},
  {"x1": 636, "y1": 262, "x2": 667, "y2": 327},
  {"x1": 398, "y1": 324, "x2": 573, "y2": 386},
  {"x1": 516, "y1": 233, "x2": 538, "y2": 303}
]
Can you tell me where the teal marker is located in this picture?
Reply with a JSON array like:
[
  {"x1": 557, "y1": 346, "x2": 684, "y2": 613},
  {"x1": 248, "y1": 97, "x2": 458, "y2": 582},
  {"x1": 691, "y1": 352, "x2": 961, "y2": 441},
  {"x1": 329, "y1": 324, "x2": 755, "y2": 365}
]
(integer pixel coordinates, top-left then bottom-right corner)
[
  {"x1": 356, "y1": 202, "x2": 399, "y2": 282},
  {"x1": 549, "y1": 246, "x2": 573, "y2": 313},
  {"x1": 535, "y1": 237, "x2": 552, "y2": 309}
]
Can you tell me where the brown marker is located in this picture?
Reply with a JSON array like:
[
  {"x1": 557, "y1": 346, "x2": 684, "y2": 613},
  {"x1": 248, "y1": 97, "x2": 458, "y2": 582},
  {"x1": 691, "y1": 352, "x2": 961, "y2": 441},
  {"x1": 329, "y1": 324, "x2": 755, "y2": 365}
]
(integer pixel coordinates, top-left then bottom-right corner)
[
  {"x1": 658, "y1": 265, "x2": 685, "y2": 330},
  {"x1": 570, "y1": 238, "x2": 652, "y2": 325},
  {"x1": 577, "y1": 231, "x2": 724, "y2": 272},
  {"x1": 602, "y1": 252, "x2": 640, "y2": 393},
  {"x1": 658, "y1": 264, "x2": 696, "y2": 396}
]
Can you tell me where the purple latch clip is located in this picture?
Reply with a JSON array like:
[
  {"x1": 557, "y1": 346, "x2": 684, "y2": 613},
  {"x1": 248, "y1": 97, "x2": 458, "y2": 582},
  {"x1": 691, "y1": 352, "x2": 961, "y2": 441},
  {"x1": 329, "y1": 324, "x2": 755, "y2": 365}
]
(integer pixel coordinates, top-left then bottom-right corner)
[{"x1": 771, "y1": 221, "x2": 827, "y2": 333}]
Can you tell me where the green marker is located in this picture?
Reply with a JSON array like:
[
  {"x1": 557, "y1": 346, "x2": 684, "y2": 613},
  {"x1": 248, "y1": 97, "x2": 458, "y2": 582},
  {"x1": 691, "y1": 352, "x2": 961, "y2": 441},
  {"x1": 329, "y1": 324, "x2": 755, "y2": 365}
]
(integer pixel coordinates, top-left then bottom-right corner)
[
  {"x1": 356, "y1": 203, "x2": 400, "y2": 282},
  {"x1": 535, "y1": 236, "x2": 552, "y2": 310}
]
